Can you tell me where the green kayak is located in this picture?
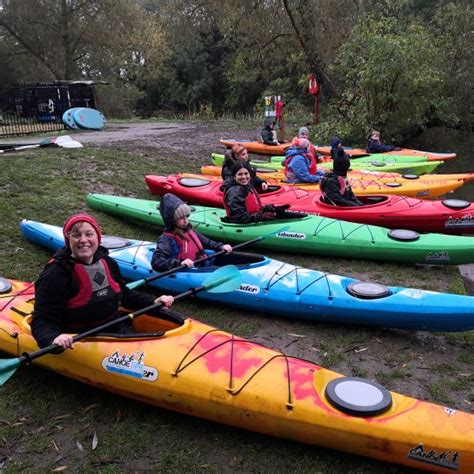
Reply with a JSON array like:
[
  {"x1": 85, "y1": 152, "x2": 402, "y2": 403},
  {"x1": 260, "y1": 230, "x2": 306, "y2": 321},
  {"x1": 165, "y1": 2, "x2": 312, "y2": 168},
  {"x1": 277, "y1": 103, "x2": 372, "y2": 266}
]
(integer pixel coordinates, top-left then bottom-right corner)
[
  {"x1": 211, "y1": 153, "x2": 442, "y2": 175},
  {"x1": 87, "y1": 193, "x2": 474, "y2": 265}
]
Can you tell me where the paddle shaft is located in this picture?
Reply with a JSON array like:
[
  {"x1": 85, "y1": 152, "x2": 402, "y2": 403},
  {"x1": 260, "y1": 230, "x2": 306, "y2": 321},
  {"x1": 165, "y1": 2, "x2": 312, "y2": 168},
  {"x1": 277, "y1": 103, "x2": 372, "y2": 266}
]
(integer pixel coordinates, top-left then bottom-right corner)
[
  {"x1": 19, "y1": 285, "x2": 204, "y2": 364},
  {"x1": 128, "y1": 235, "x2": 265, "y2": 290}
]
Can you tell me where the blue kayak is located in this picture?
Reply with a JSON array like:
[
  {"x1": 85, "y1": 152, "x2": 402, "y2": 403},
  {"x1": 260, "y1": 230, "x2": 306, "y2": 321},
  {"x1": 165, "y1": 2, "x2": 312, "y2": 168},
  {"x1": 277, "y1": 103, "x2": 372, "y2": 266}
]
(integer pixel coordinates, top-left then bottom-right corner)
[{"x1": 20, "y1": 219, "x2": 474, "y2": 332}]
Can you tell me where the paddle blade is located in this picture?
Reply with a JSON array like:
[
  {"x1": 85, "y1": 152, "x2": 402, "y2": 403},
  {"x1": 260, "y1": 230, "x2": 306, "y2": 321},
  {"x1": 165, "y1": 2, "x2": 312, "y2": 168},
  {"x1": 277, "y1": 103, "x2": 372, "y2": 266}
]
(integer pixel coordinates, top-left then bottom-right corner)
[
  {"x1": 202, "y1": 265, "x2": 241, "y2": 294},
  {"x1": 0, "y1": 358, "x2": 21, "y2": 386},
  {"x1": 127, "y1": 279, "x2": 145, "y2": 290}
]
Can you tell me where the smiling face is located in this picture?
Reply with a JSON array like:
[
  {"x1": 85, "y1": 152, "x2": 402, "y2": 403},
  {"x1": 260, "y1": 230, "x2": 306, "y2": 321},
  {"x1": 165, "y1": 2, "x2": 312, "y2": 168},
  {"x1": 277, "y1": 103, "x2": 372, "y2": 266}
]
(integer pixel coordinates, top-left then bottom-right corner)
[
  {"x1": 234, "y1": 167, "x2": 251, "y2": 185},
  {"x1": 237, "y1": 148, "x2": 249, "y2": 161},
  {"x1": 67, "y1": 222, "x2": 99, "y2": 264}
]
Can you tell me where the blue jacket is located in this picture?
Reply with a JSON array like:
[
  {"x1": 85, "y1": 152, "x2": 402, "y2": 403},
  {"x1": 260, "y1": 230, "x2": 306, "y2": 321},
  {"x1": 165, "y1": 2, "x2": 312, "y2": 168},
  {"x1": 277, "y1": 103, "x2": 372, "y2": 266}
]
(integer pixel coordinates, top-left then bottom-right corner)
[{"x1": 284, "y1": 148, "x2": 325, "y2": 184}]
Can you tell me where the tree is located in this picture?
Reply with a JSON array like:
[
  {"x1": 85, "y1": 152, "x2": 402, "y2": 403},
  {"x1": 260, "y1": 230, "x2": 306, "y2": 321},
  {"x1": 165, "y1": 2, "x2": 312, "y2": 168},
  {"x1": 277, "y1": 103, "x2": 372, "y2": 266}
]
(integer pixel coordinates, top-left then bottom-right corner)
[{"x1": 329, "y1": 6, "x2": 449, "y2": 142}]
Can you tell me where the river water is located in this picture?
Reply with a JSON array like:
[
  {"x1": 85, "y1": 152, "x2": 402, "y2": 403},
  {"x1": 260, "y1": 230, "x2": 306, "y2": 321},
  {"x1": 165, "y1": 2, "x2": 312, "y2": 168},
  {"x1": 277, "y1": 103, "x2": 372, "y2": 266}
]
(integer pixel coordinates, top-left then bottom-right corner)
[{"x1": 406, "y1": 127, "x2": 473, "y2": 201}]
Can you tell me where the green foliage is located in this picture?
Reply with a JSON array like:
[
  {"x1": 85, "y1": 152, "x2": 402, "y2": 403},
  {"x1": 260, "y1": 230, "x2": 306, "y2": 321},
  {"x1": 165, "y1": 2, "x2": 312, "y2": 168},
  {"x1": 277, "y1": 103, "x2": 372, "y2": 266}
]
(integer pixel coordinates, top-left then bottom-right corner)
[
  {"x1": 332, "y1": 10, "x2": 452, "y2": 142},
  {"x1": 433, "y1": 2, "x2": 474, "y2": 129}
]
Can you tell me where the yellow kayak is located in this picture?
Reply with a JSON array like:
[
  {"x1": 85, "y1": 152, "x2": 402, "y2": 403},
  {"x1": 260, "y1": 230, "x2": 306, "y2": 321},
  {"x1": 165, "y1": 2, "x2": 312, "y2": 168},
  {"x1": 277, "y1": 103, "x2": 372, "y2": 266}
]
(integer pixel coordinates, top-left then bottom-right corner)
[
  {"x1": 1, "y1": 278, "x2": 473, "y2": 473},
  {"x1": 197, "y1": 167, "x2": 465, "y2": 199},
  {"x1": 202, "y1": 165, "x2": 474, "y2": 184}
]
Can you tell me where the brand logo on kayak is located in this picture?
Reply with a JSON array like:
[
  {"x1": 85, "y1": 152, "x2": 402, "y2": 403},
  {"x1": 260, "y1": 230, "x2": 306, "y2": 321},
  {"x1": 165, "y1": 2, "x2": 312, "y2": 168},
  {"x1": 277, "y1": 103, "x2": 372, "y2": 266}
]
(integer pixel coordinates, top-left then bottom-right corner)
[
  {"x1": 445, "y1": 213, "x2": 473, "y2": 228},
  {"x1": 97, "y1": 289, "x2": 108, "y2": 297},
  {"x1": 238, "y1": 283, "x2": 260, "y2": 294},
  {"x1": 444, "y1": 407, "x2": 457, "y2": 416},
  {"x1": 407, "y1": 444, "x2": 460, "y2": 471},
  {"x1": 425, "y1": 251, "x2": 450, "y2": 262},
  {"x1": 102, "y1": 350, "x2": 158, "y2": 382},
  {"x1": 276, "y1": 231, "x2": 306, "y2": 240},
  {"x1": 416, "y1": 190, "x2": 430, "y2": 197}
]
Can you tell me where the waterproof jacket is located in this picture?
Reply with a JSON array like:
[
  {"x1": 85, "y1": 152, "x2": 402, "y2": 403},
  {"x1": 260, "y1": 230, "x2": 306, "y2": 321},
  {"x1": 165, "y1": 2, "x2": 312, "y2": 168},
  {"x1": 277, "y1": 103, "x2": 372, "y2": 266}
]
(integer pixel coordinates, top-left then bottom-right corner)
[
  {"x1": 261, "y1": 125, "x2": 278, "y2": 145},
  {"x1": 221, "y1": 179, "x2": 276, "y2": 224},
  {"x1": 31, "y1": 246, "x2": 157, "y2": 348},
  {"x1": 152, "y1": 193, "x2": 224, "y2": 271},
  {"x1": 320, "y1": 173, "x2": 364, "y2": 207},
  {"x1": 284, "y1": 147, "x2": 325, "y2": 184},
  {"x1": 367, "y1": 138, "x2": 396, "y2": 153}
]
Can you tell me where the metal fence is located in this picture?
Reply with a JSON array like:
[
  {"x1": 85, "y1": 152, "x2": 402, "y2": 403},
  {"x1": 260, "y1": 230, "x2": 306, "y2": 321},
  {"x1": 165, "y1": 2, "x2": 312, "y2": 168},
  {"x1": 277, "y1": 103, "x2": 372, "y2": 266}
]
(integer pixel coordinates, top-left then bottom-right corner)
[{"x1": 0, "y1": 82, "x2": 97, "y2": 136}]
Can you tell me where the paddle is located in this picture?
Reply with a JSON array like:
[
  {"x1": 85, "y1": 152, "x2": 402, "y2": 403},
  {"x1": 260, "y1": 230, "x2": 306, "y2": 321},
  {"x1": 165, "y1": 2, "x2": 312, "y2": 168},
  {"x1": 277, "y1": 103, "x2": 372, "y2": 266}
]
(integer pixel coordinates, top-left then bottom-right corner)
[
  {"x1": 126, "y1": 225, "x2": 290, "y2": 290},
  {"x1": 0, "y1": 265, "x2": 241, "y2": 386},
  {"x1": 0, "y1": 135, "x2": 83, "y2": 154}
]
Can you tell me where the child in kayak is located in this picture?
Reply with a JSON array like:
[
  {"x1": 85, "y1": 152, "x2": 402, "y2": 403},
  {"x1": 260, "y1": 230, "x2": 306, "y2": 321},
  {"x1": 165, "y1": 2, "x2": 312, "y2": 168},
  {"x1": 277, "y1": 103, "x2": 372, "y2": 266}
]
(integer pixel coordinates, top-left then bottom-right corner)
[
  {"x1": 261, "y1": 118, "x2": 279, "y2": 145},
  {"x1": 152, "y1": 193, "x2": 232, "y2": 272},
  {"x1": 222, "y1": 162, "x2": 304, "y2": 223},
  {"x1": 31, "y1": 213, "x2": 175, "y2": 350},
  {"x1": 321, "y1": 138, "x2": 364, "y2": 207},
  {"x1": 221, "y1": 144, "x2": 268, "y2": 191},
  {"x1": 284, "y1": 137, "x2": 326, "y2": 184},
  {"x1": 367, "y1": 130, "x2": 401, "y2": 153}
]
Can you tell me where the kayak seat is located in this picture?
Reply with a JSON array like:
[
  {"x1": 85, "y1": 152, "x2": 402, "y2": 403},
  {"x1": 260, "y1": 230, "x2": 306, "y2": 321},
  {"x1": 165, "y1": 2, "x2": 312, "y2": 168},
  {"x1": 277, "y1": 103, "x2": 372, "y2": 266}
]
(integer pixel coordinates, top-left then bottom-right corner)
[{"x1": 210, "y1": 251, "x2": 265, "y2": 267}]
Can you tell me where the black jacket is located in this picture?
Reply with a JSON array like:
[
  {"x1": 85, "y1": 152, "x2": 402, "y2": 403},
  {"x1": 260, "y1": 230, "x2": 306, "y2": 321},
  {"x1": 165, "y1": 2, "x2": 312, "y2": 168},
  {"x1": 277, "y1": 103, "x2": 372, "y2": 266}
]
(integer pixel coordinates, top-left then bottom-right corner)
[
  {"x1": 261, "y1": 125, "x2": 278, "y2": 145},
  {"x1": 31, "y1": 247, "x2": 157, "y2": 348},
  {"x1": 320, "y1": 173, "x2": 364, "y2": 207},
  {"x1": 367, "y1": 138, "x2": 396, "y2": 153},
  {"x1": 221, "y1": 179, "x2": 275, "y2": 224}
]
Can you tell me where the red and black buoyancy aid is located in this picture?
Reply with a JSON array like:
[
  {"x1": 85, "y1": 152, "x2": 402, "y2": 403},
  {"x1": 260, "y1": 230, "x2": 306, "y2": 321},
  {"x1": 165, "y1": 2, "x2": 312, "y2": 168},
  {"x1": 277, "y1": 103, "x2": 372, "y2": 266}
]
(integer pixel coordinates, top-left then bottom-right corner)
[
  {"x1": 56, "y1": 258, "x2": 122, "y2": 329},
  {"x1": 320, "y1": 175, "x2": 348, "y2": 203},
  {"x1": 164, "y1": 229, "x2": 206, "y2": 261},
  {"x1": 224, "y1": 187, "x2": 263, "y2": 217},
  {"x1": 284, "y1": 151, "x2": 317, "y2": 176}
]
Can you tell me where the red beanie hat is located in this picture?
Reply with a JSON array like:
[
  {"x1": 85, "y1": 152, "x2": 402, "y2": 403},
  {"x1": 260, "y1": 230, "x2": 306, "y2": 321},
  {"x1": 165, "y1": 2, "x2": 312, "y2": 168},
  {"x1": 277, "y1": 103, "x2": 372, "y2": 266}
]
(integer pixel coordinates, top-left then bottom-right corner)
[{"x1": 63, "y1": 213, "x2": 102, "y2": 249}]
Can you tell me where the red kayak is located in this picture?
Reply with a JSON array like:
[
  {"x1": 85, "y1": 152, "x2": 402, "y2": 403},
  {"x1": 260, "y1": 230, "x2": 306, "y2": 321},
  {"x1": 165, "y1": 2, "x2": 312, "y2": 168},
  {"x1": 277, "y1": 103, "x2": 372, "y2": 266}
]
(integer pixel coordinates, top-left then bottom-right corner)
[{"x1": 145, "y1": 175, "x2": 474, "y2": 235}]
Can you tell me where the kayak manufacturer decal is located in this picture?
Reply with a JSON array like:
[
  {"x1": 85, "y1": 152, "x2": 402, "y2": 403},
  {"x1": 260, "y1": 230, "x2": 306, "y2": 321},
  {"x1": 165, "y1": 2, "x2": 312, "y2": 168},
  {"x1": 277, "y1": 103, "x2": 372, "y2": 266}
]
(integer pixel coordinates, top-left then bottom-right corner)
[
  {"x1": 415, "y1": 190, "x2": 430, "y2": 197},
  {"x1": 407, "y1": 444, "x2": 460, "y2": 471},
  {"x1": 444, "y1": 407, "x2": 457, "y2": 417},
  {"x1": 238, "y1": 283, "x2": 260, "y2": 294},
  {"x1": 445, "y1": 213, "x2": 473, "y2": 228},
  {"x1": 102, "y1": 350, "x2": 158, "y2": 382},
  {"x1": 276, "y1": 231, "x2": 306, "y2": 240},
  {"x1": 425, "y1": 251, "x2": 450, "y2": 262}
]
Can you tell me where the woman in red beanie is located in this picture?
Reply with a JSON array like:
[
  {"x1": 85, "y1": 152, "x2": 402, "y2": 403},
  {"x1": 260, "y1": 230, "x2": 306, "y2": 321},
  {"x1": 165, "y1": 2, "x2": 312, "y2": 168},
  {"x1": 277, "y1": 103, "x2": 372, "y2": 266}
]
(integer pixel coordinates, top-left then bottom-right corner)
[{"x1": 31, "y1": 213, "x2": 174, "y2": 350}]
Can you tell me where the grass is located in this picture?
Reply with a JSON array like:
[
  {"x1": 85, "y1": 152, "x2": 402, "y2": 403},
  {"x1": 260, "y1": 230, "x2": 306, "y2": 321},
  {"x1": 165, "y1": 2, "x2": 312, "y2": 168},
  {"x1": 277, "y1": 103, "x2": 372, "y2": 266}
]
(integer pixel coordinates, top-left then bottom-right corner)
[{"x1": 0, "y1": 120, "x2": 473, "y2": 472}]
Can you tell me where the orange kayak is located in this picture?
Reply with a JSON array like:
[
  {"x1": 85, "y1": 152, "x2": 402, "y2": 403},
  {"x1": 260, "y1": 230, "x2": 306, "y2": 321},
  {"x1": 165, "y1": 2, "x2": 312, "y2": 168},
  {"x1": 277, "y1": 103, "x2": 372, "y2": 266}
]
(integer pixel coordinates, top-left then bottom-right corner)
[
  {"x1": 220, "y1": 139, "x2": 291, "y2": 155},
  {"x1": 1, "y1": 278, "x2": 473, "y2": 473}
]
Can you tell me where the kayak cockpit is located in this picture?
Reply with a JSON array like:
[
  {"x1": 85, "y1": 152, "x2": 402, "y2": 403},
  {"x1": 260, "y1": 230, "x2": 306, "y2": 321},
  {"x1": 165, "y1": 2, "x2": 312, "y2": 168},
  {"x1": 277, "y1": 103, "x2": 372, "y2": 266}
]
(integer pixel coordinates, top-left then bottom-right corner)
[
  {"x1": 319, "y1": 195, "x2": 389, "y2": 207},
  {"x1": 19, "y1": 307, "x2": 187, "y2": 341},
  {"x1": 207, "y1": 251, "x2": 265, "y2": 268}
]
